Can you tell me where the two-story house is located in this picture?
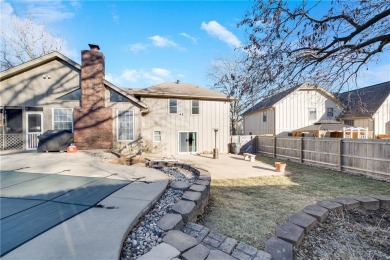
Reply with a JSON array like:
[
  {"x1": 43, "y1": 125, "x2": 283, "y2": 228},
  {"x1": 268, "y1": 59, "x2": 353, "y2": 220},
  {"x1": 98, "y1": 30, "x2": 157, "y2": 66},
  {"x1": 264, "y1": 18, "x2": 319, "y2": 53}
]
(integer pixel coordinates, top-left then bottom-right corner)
[
  {"x1": 0, "y1": 45, "x2": 231, "y2": 154},
  {"x1": 242, "y1": 83, "x2": 345, "y2": 136}
]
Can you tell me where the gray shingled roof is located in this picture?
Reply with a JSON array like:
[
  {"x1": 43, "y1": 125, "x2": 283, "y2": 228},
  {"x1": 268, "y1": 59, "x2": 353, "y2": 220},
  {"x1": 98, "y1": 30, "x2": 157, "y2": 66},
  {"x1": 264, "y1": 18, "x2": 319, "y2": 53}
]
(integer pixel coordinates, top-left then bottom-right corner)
[
  {"x1": 293, "y1": 120, "x2": 351, "y2": 132},
  {"x1": 242, "y1": 85, "x2": 300, "y2": 115},
  {"x1": 127, "y1": 82, "x2": 231, "y2": 101},
  {"x1": 337, "y1": 81, "x2": 390, "y2": 118}
]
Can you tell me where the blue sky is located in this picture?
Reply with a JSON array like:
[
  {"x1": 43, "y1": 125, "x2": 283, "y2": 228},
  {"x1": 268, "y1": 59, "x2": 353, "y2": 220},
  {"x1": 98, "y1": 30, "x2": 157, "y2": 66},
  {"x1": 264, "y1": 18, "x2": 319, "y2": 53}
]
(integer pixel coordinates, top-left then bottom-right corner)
[{"x1": 1, "y1": 0, "x2": 389, "y2": 90}]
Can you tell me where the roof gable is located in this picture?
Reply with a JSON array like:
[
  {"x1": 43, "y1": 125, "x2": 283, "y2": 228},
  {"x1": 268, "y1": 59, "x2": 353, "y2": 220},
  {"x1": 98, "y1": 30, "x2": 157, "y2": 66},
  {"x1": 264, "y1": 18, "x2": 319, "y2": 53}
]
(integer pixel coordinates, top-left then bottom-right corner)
[
  {"x1": 243, "y1": 85, "x2": 300, "y2": 115},
  {"x1": 0, "y1": 51, "x2": 148, "y2": 110},
  {"x1": 129, "y1": 82, "x2": 232, "y2": 101},
  {"x1": 0, "y1": 52, "x2": 80, "y2": 80},
  {"x1": 243, "y1": 83, "x2": 345, "y2": 116},
  {"x1": 337, "y1": 81, "x2": 390, "y2": 118}
]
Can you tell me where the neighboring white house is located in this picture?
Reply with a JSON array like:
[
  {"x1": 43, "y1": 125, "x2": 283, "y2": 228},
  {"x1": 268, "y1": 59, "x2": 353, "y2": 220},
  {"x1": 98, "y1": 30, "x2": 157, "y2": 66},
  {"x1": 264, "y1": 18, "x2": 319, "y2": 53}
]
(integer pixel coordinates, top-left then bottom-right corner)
[
  {"x1": 337, "y1": 81, "x2": 390, "y2": 137},
  {"x1": 242, "y1": 83, "x2": 345, "y2": 136}
]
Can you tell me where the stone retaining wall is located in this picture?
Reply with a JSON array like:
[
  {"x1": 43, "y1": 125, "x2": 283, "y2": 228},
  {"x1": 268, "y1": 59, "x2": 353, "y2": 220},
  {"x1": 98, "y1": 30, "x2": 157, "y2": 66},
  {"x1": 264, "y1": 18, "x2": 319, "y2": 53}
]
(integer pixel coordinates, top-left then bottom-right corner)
[
  {"x1": 146, "y1": 161, "x2": 390, "y2": 260},
  {"x1": 147, "y1": 161, "x2": 211, "y2": 227},
  {"x1": 265, "y1": 195, "x2": 390, "y2": 259},
  {"x1": 143, "y1": 161, "x2": 273, "y2": 260}
]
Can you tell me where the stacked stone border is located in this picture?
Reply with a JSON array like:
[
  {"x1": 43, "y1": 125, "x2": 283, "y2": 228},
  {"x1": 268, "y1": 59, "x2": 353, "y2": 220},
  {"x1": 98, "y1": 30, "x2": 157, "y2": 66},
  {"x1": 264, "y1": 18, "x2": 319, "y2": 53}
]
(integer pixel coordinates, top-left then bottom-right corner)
[
  {"x1": 142, "y1": 160, "x2": 273, "y2": 260},
  {"x1": 265, "y1": 195, "x2": 390, "y2": 259},
  {"x1": 144, "y1": 161, "x2": 390, "y2": 260}
]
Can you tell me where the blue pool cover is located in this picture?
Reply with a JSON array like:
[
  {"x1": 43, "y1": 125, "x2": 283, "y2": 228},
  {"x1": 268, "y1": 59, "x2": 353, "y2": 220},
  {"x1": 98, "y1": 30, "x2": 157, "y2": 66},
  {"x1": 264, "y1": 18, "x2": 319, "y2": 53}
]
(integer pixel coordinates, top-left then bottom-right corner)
[{"x1": 0, "y1": 171, "x2": 131, "y2": 256}]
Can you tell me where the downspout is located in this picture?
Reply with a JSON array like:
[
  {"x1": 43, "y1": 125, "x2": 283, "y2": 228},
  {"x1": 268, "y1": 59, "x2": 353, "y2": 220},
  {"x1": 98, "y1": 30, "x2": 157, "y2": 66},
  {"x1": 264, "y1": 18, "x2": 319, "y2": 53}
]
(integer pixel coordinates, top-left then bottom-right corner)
[{"x1": 2, "y1": 107, "x2": 5, "y2": 149}]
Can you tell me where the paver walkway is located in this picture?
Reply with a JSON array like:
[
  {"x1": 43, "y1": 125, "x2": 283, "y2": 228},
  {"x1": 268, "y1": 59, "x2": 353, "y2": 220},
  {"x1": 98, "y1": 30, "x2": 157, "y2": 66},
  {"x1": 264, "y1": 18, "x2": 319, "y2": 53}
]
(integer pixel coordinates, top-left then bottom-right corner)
[{"x1": 0, "y1": 151, "x2": 168, "y2": 259}]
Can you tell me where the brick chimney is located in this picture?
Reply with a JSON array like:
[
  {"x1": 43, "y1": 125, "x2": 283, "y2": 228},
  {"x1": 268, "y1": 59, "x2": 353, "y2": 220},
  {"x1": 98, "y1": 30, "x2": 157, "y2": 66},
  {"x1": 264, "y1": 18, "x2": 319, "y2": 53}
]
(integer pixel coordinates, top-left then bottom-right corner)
[
  {"x1": 73, "y1": 44, "x2": 113, "y2": 149},
  {"x1": 80, "y1": 44, "x2": 105, "y2": 109}
]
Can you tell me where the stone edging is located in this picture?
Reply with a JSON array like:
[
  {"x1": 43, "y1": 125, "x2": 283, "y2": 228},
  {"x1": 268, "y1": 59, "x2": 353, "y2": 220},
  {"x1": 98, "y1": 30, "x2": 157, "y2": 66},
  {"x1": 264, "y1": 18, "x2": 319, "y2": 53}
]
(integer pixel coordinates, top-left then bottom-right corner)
[
  {"x1": 147, "y1": 160, "x2": 211, "y2": 226},
  {"x1": 142, "y1": 161, "x2": 273, "y2": 260},
  {"x1": 265, "y1": 195, "x2": 390, "y2": 259}
]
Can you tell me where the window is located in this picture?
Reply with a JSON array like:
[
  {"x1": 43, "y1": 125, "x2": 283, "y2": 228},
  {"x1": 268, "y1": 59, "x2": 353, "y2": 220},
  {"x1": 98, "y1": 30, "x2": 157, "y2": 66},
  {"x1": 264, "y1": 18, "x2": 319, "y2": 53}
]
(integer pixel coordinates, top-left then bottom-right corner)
[
  {"x1": 153, "y1": 131, "x2": 161, "y2": 142},
  {"x1": 110, "y1": 89, "x2": 130, "y2": 102},
  {"x1": 344, "y1": 120, "x2": 354, "y2": 126},
  {"x1": 309, "y1": 108, "x2": 317, "y2": 120},
  {"x1": 327, "y1": 107, "x2": 334, "y2": 117},
  {"x1": 169, "y1": 99, "x2": 177, "y2": 114},
  {"x1": 192, "y1": 100, "x2": 199, "y2": 114},
  {"x1": 53, "y1": 108, "x2": 73, "y2": 131},
  {"x1": 117, "y1": 110, "x2": 134, "y2": 141},
  {"x1": 263, "y1": 112, "x2": 267, "y2": 122},
  {"x1": 57, "y1": 89, "x2": 81, "y2": 101}
]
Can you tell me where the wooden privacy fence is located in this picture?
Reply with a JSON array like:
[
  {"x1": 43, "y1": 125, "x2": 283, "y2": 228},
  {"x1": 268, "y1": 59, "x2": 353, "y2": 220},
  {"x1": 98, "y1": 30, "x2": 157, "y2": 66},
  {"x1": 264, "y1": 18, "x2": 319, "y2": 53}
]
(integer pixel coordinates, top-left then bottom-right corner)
[{"x1": 254, "y1": 136, "x2": 390, "y2": 178}]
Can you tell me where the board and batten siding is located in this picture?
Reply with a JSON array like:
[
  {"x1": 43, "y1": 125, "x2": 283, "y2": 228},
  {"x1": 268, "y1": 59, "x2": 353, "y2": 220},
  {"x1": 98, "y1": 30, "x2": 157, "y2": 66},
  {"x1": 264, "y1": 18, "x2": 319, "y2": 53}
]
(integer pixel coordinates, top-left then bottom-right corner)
[
  {"x1": 274, "y1": 89, "x2": 343, "y2": 135},
  {"x1": 374, "y1": 94, "x2": 390, "y2": 135},
  {"x1": 346, "y1": 118, "x2": 374, "y2": 131},
  {"x1": 243, "y1": 88, "x2": 343, "y2": 136},
  {"x1": 141, "y1": 97, "x2": 230, "y2": 155},
  {"x1": 243, "y1": 108, "x2": 275, "y2": 135}
]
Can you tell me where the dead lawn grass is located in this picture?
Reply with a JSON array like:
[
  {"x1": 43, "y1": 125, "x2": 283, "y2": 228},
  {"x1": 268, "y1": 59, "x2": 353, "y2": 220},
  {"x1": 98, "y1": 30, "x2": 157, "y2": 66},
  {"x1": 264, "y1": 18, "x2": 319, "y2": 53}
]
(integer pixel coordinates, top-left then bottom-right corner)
[{"x1": 199, "y1": 156, "x2": 390, "y2": 250}]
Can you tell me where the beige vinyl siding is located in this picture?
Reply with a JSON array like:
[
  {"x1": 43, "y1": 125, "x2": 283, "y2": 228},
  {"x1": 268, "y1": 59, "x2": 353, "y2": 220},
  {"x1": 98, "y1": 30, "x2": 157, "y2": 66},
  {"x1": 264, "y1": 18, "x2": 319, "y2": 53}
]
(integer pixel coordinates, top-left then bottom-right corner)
[
  {"x1": 0, "y1": 60, "x2": 80, "y2": 107},
  {"x1": 141, "y1": 97, "x2": 230, "y2": 155},
  {"x1": 351, "y1": 118, "x2": 374, "y2": 130},
  {"x1": 374, "y1": 95, "x2": 390, "y2": 135},
  {"x1": 274, "y1": 89, "x2": 343, "y2": 135},
  {"x1": 243, "y1": 109, "x2": 275, "y2": 135}
]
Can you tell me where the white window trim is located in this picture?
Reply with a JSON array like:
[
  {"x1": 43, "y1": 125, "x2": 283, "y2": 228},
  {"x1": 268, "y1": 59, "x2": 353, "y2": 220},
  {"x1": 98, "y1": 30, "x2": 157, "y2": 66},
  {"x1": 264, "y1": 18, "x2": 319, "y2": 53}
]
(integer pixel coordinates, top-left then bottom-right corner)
[
  {"x1": 327, "y1": 107, "x2": 334, "y2": 117},
  {"x1": 262, "y1": 112, "x2": 267, "y2": 122},
  {"x1": 116, "y1": 109, "x2": 135, "y2": 141},
  {"x1": 308, "y1": 108, "x2": 317, "y2": 121},
  {"x1": 168, "y1": 99, "x2": 178, "y2": 114},
  {"x1": 52, "y1": 108, "x2": 73, "y2": 132},
  {"x1": 153, "y1": 130, "x2": 162, "y2": 142},
  {"x1": 178, "y1": 131, "x2": 198, "y2": 154},
  {"x1": 191, "y1": 100, "x2": 200, "y2": 115}
]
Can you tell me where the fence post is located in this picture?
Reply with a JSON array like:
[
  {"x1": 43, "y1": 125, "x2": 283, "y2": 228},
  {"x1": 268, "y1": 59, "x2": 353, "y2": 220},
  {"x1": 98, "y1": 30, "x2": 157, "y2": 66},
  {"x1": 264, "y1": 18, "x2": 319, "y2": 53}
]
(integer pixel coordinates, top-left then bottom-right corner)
[
  {"x1": 338, "y1": 138, "x2": 343, "y2": 171},
  {"x1": 300, "y1": 137, "x2": 303, "y2": 164},
  {"x1": 253, "y1": 136, "x2": 257, "y2": 154},
  {"x1": 273, "y1": 136, "x2": 276, "y2": 158}
]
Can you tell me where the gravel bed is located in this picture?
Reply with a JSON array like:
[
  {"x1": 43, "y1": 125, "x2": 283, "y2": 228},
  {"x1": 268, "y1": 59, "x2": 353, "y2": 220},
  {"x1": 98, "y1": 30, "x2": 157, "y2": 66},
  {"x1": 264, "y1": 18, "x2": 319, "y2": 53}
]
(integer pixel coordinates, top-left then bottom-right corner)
[
  {"x1": 296, "y1": 207, "x2": 390, "y2": 259},
  {"x1": 121, "y1": 166, "x2": 196, "y2": 259}
]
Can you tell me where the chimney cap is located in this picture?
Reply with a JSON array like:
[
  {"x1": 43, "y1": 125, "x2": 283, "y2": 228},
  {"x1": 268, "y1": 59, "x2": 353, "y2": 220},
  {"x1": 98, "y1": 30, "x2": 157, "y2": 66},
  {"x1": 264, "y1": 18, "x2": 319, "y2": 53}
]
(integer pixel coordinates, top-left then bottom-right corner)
[{"x1": 88, "y1": 44, "x2": 100, "y2": 51}]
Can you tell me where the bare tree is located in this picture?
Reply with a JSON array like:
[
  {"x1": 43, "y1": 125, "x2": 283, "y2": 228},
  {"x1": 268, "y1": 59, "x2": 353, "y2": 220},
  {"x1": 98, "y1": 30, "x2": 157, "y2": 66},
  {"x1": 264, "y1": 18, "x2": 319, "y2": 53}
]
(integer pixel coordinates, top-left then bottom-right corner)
[
  {"x1": 1, "y1": 15, "x2": 65, "y2": 70},
  {"x1": 239, "y1": 0, "x2": 390, "y2": 93},
  {"x1": 208, "y1": 58, "x2": 260, "y2": 135}
]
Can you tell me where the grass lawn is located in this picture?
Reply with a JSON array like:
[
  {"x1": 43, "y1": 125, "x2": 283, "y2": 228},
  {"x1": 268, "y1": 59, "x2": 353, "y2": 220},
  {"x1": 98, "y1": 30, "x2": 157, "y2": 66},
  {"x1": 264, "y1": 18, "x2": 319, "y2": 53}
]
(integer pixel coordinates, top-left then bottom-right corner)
[{"x1": 199, "y1": 155, "x2": 390, "y2": 250}]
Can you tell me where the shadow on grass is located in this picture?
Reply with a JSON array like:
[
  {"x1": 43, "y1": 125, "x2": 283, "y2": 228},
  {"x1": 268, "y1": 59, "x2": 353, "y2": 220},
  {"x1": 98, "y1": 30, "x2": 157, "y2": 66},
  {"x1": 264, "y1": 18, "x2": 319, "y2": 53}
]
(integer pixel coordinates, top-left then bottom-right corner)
[{"x1": 200, "y1": 155, "x2": 390, "y2": 250}]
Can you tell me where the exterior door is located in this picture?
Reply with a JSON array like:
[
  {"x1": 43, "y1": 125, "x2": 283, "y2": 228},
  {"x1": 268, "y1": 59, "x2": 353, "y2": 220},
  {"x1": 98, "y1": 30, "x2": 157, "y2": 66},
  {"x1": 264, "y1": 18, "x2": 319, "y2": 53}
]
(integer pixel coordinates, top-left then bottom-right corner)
[
  {"x1": 179, "y1": 132, "x2": 197, "y2": 153},
  {"x1": 26, "y1": 112, "x2": 43, "y2": 150}
]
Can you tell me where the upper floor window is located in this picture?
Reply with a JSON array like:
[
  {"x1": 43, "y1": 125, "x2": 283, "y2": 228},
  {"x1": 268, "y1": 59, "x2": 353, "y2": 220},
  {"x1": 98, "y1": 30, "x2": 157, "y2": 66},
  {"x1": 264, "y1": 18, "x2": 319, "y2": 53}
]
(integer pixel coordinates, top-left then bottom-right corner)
[
  {"x1": 53, "y1": 108, "x2": 73, "y2": 132},
  {"x1": 169, "y1": 99, "x2": 177, "y2": 114},
  {"x1": 263, "y1": 112, "x2": 267, "y2": 122},
  {"x1": 153, "y1": 131, "x2": 162, "y2": 142},
  {"x1": 192, "y1": 100, "x2": 199, "y2": 114},
  {"x1": 117, "y1": 110, "x2": 134, "y2": 141},
  {"x1": 309, "y1": 108, "x2": 317, "y2": 120},
  {"x1": 110, "y1": 89, "x2": 130, "y2": 102},
  {"x1": 344, "y1": 120, "x2": 354, "y2": 126},
  {"x1": 57, "y1": 89, "x2": 81, "y2": 101},
  {"x1": 327, "y1": 107, "x2": 334, "y2": 117}
]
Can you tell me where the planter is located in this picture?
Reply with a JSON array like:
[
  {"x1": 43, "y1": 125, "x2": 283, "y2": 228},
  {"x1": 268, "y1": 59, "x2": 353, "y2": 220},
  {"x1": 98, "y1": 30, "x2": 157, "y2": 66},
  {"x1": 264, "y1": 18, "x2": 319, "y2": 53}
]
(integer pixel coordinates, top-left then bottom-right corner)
[{"x1": 275, "y1": 162, "x2": 287, "y2": 172}]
